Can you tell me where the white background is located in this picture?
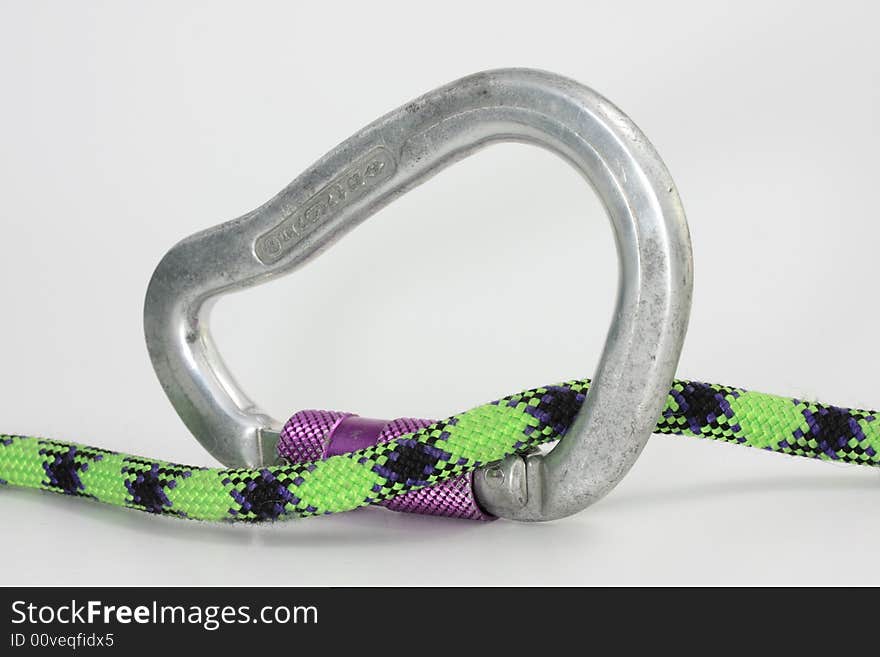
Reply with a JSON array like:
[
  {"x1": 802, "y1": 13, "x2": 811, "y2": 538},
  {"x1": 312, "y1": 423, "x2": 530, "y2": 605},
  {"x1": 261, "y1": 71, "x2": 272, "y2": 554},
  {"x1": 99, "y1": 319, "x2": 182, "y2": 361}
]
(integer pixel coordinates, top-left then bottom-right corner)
[{"x1": 1, "y1": 1, "x2": 879, "y2": 585}]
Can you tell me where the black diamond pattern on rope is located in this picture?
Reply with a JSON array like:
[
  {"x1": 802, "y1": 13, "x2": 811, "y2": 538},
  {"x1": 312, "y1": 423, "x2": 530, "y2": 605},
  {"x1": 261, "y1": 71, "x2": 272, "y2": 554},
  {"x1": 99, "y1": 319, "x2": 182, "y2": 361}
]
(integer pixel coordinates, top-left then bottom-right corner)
[
  {"x1": 518, "y1": 384, "x2": 586, "y2": 448},
  {"x1": 38, "y1": 441, "x2": 107, "y2": 497},
  {"x1": 224, "y1": 468, "x2": 298, "y2": 521},
  {"x1": 373, "y1": 438, "x2": 450, "y2": 488},
  {"x1": 783, "y1": 402, "x2": 878, "y2": 461},
  {"x1": 663, "y1": 381, "x2": 742, "y2": 439},
  {"x1": 122, "y1": 457, "x2": 193, "y2": 515}
]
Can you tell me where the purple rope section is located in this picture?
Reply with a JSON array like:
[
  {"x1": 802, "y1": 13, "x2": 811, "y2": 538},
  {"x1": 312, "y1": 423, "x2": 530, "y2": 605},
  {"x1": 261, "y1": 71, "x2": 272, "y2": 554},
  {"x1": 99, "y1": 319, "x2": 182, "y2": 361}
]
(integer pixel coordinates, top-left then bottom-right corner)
[{"x1": 278, "y1": 410, "x2": 493, "y2": 521}]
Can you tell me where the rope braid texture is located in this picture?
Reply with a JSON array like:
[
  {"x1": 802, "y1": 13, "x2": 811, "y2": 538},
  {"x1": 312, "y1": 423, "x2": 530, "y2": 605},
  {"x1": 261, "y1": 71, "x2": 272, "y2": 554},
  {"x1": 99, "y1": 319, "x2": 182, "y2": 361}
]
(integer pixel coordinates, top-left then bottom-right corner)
[{"x1": 1, "y1": 378, "x2": 877, "y2": 522}]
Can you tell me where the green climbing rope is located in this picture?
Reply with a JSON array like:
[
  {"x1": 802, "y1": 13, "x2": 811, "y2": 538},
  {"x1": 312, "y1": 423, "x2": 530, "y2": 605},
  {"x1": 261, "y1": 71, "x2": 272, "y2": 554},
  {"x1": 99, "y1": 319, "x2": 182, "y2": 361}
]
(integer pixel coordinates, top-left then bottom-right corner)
[{"x1": 0, "y1": 379, "x2": 876, "y2": 522}]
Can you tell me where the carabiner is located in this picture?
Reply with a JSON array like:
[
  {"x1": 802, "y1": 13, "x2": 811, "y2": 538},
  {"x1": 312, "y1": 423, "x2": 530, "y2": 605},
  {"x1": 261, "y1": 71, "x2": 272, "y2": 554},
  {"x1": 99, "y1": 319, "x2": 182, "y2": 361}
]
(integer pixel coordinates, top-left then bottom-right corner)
[{"x1": 143, "y1": 68, "x2": 693, "y2": 522}]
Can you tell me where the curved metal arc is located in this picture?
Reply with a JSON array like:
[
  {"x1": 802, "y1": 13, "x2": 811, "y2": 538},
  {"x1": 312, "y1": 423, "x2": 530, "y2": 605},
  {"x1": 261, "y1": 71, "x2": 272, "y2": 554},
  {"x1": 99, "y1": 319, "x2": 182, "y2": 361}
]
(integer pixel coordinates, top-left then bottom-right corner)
[{"x1": 144, "y1": 68, "x2": 693, "y2": 521}]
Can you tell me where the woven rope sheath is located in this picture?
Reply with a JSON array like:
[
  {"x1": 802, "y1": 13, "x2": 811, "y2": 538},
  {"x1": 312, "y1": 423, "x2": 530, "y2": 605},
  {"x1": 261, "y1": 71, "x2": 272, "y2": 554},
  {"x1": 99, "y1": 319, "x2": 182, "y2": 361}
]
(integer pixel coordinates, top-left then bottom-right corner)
[
  {"x1": 0, "y1": 379, "x2": 877, "y2": 522},
  {"x1": 278, "y1": 410, "x2": 491, "y2": 520}
]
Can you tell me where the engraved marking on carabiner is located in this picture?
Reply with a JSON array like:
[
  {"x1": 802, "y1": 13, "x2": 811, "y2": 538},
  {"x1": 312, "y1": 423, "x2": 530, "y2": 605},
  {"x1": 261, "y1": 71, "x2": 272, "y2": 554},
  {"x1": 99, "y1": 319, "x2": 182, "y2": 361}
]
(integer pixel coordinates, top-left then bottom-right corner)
[{"x1": 255, "y1": 146, "x2": 396, "y2": 264}]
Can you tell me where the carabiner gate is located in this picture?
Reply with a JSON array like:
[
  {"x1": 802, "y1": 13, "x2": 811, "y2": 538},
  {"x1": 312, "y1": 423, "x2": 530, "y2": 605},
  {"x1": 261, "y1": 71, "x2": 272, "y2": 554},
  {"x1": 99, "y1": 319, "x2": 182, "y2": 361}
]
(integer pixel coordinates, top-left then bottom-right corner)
[{"x1": 144, "y1": 69, "x2": 693, "y2": 522}]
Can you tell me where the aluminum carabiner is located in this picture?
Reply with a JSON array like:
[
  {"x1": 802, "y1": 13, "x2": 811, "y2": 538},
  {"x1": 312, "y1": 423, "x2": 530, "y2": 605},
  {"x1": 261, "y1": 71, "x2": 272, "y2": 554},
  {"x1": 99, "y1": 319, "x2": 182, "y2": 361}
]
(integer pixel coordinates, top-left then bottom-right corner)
[{"x1": 143, "y1": 68, "x2": 693, "y2": 522}]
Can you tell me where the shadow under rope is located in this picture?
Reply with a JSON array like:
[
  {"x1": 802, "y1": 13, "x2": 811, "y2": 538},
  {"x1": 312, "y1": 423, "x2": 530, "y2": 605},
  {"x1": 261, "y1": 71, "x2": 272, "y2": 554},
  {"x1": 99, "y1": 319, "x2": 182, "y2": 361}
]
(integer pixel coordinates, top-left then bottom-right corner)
[
  {"x1": 598, "y1": 469, "x2": 880, "y2": 512},
  {"x1": 0, "y1": 485, "x2": 484, "y2": 548},
  {"x1": 2, "y1": 464, "x2": 877, "y2": 549}
]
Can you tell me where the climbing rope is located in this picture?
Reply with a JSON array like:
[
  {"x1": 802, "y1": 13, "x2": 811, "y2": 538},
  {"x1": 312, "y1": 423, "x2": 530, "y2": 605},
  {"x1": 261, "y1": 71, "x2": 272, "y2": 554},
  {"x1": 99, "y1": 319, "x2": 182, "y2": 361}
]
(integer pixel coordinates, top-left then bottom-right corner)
[{"x1": 1, "y1": 378, "x2": 876, "y2": 522}]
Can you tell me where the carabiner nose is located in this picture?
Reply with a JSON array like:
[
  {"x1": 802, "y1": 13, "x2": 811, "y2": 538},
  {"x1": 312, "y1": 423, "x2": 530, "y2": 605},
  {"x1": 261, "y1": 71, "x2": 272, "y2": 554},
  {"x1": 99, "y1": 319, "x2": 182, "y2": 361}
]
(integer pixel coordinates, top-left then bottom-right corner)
[{"x1": 144, "y1": 69, "x2": 692, "y2": 521}]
